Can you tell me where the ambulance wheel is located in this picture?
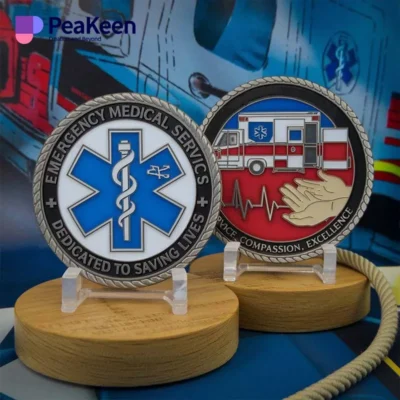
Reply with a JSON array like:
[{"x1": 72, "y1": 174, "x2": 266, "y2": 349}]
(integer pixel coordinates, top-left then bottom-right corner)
[{"x1": 249, "y1": 160, "x2": 265, "y2": 175}]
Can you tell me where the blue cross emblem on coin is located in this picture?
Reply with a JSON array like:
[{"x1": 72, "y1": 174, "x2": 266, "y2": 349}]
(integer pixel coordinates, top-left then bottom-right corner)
[{"x1": 68, "y1": 131, "x2": 184, "y2": 251}]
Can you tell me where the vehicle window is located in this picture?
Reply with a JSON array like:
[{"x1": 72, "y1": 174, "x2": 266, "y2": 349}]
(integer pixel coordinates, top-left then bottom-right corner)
[
  {"x1": 194, "y1": 0, "x2": 277, "y2": 71},
  {"x1": 305, "y1": 124, "x2": 317, "y2": 144},
  {"x1": 216, "y1": 132, "x2": 228, "y2": 146},
  {"x1": 229, "y1": 132, "x2": 238, "y2": 146},
  {"x1": 289, "y1": 129, "x2": 302, "y2": 142}
]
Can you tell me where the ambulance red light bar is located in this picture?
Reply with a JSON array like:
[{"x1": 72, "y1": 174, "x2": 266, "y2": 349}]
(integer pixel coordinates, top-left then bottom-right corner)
[
  {"x1": 312, "y1": 115, "x2": 319, "y2": 121},
  {"x1": 239, "y1": 116, "x2": 248, "y2": 121}
]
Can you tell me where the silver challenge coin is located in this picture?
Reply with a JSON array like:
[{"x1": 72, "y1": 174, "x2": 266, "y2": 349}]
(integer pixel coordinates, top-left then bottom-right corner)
[
  {"x1": 200, "y1": 77, "x2": 373, "y2": 263},
  {"x1": 34, "y1": 94, "x2": 220, "y2": 288}
]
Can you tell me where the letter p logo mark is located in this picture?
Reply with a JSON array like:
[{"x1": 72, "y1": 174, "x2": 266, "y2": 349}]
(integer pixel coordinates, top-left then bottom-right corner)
[{"x1": 15, "y1": 16, "x2": 44, "y2": 44}]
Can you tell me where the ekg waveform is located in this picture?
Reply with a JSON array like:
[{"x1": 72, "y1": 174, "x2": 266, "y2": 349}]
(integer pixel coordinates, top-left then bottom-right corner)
[{"x1": 223, "y1": 180, "x2": 289, "y2": 220}]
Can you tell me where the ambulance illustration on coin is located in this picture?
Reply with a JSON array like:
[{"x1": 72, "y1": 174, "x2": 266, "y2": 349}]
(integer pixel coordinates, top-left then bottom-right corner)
[
  {"x1": 201, "y1": 77, "x2": 373, "y2": 262},
  {"x1": 34, "y1": 94, "x2": 220, "y2": 287}
]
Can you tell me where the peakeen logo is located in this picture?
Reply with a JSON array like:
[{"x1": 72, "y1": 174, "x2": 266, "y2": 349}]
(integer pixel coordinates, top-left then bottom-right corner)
[
  {"x1": 15, "y1": 16, "x2": 44, "y2": 44},
  {"x1": 15, "y1": 16, "x2": 135, "y2": 44},
  {"x1": 49, "y1": 17, "x2": 136, "y2": 35}
]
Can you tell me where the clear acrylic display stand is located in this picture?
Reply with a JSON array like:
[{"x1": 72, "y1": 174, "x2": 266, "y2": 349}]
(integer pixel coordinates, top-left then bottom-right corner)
[
  {"x1": 61, "y1": 267, "x2": 188, "y2": 315},
  {"x1": 223, "y1": 242, "x2": 337, "y2": 284}
]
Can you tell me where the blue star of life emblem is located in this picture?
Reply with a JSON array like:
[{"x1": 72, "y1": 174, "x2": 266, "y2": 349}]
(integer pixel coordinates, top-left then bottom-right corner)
[
  {"x1": 254, "y1": 125, "x2": 268, "y2": 139},
  {"x1": 323, "y1": 32, "x2": 359, "y2": 94},
  {"x1": 68, "y1": 130, "x2": 185, "y2": 251}
]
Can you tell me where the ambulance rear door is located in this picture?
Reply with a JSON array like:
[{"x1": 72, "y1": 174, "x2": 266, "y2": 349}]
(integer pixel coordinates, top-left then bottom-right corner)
[
  {"x1": 274, "y1": 118, "x2": 304, "y2": 169},
  {"x1": 304, "y1": 122, "x2": 319, "y2": 168},
  {"x1": 321, "y1": 128, "x2": 349, "y2": 170}
]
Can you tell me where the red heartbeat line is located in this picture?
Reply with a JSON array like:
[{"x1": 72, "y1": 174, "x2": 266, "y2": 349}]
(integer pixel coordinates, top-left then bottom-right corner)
[{"x1": 223, "y1": 180, "x2": 289, "y2": 220}]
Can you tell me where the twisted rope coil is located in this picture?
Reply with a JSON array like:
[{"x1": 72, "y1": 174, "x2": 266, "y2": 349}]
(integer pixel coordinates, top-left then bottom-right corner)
[{"x1": 286, "y1": 248, "x2": 398, "y2": 400}]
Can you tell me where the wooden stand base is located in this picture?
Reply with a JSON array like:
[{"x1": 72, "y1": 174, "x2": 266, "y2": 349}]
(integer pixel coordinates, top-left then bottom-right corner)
[
  {"x1": 190, "y1": 253, "x2": 370, "y2": 333},
  {"x1": 15, "y1": 274, "x2": 239, "y2": 387}
]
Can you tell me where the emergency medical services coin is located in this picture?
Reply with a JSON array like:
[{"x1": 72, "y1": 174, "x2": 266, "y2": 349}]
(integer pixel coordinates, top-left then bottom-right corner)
[
  {"x1": 33, "y1": 93, "x2": 220, "y2": 288},
  {"x1": 200, "y1": 77, "x2": 373, "y2": 262}
]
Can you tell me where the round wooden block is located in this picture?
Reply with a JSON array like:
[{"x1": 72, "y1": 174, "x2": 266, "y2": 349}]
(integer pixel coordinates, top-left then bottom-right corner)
[
  {"x1": 190, "y1": 253, "x2": 370, "y2": 332},
  {"x1": 14, "y1": 274, "x2": 239, "y2": 387}
]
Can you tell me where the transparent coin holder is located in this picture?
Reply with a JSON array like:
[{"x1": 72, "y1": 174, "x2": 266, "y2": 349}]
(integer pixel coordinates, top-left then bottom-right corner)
[
  {"x1": 223, "y1": 242, "x2": 337, "y2": 284},
  {"x1": 61, "y1": 267, "x2": 188, "y2": 315}
]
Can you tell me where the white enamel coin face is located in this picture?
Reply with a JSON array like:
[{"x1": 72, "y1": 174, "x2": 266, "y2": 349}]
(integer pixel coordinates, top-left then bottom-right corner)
[{"x1": 34, "y1": 94, "x2": 220, "y2": 287}]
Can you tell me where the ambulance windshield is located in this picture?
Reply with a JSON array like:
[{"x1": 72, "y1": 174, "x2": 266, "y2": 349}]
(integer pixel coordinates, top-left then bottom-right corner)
[{"x1": 216, "y1": 131, "x2": 238, "y2": 147}]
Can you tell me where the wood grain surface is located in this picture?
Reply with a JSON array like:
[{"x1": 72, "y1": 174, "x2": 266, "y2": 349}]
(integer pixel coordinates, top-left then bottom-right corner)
[
  {"x1": 190, "y1": 253, "x2": 370, "y2": 332},
  {"x1": 15, "y1": 274, "x2": 239, "y2": 387}
]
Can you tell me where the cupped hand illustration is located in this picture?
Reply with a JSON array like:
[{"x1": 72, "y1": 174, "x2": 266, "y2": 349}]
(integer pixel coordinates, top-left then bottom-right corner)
[
  {"x1": 280, "y1": 184, "x2": 329, "y2": 226},
  {"x1": 279, "y1": 172, "x2": 352, "y2": 227},
  {"x1": 280, "y1": 182, "x2": 349, "y2": 226},
  {"x1": 279, "y1": 184, "x2": 317, "y2": 213},
  {"x1": 294, "y1": 170, "x2": 351, "y2": 201},
  {"x1": 282, "y1": 200, "x2": 338, "y2": 226}
]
